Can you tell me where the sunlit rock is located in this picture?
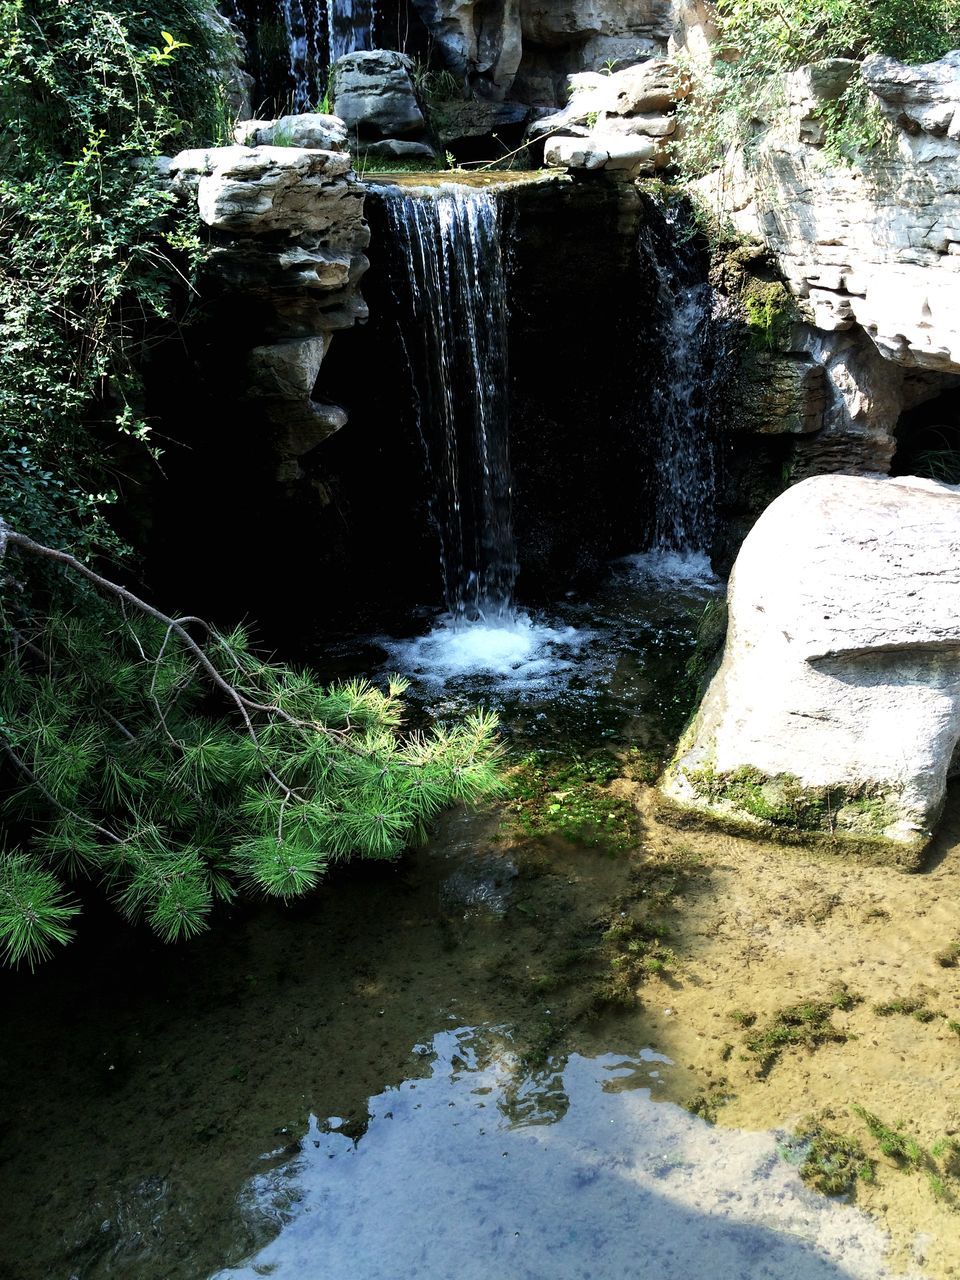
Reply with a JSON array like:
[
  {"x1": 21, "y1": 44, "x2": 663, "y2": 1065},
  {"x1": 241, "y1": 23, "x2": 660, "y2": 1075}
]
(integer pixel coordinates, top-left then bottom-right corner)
[{"x1": 662, "y1": 474, "x2": 960, "y2": 864}]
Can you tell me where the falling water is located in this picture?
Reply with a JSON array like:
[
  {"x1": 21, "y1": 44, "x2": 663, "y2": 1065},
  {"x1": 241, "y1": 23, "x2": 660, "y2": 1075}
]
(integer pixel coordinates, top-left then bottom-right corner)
[
  {"x1": 232, "y1": 0, "x2": 377, "y2": 112},
  {"x1": 638, "y1": 203, "x2": 726, "y2": 558},
  {"x1": 380, "y1": 184, "x2": 517, "y2": 623},
  {"x1": 328, "y1": 0, "x2": 376, "y2": 65}
]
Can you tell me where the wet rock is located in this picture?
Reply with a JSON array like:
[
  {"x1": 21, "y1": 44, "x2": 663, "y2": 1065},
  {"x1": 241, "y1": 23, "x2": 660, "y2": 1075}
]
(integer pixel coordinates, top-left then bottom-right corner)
[
  {"x1": 663, "y1": 474, "x2": 960, "y2": 861},
  {"x1": 330, "y1": 50, "x2": 428, "y2": 139}
]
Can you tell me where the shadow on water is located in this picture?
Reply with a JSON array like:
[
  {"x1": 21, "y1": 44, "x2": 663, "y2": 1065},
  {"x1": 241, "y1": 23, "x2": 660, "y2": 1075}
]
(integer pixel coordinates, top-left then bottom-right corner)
[{"x1": 0, "y1": 798, "x2": 900, "y2": 1280}]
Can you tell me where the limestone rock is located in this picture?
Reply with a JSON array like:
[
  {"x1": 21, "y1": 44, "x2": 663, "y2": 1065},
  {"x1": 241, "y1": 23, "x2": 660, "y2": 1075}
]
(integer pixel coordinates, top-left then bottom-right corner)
[
  {"x1": 233, "y1": 114, "x2": 349, "y2": 151},
  {"x1": 732, "y1": 352, "x2": 826, "y2": 436},
  {"x1": 168, "y1": 146, "x2": 361, "y2": 236},
  {"x1": 330, "y1": 50, "x2": 427, "y2": 138},
  {"x1": 663, "y1": 474, "x2": 960, "y2": 862},
  {"x1": 699, "y1": 52, "x2": 960, "y2": 378},
  {"x1": 167, "y1": 140, "x2": 370, "y2": 484},
  {"x1": 430, "y1": 99, "x2": 530, "y2": 149},
  {"x1": 863, "y1": 50, "x2": 960, "y2": 139},
  {"x1": 361, "y1": 139, "x2": 439, "y2": 160},
  {"x1": 538, "y1": 58, "x2": 680, "y2": 172},
  {"x1": 410, "y1": 0, "x2": 673, "y2": 102}
]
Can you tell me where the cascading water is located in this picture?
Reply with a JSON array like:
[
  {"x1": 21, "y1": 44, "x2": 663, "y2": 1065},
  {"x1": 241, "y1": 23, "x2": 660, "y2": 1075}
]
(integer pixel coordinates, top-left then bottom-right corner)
[
  {"x1": 636, "y1": 202, "x2": 727, "y2": 565},
  {"x1": 380, "y1": 184, "x2": 517, "y2": 623},
  {"x1": 230, "y1": 0, "x2": 377, "y2": 112},
  {"x1": 328, "y1": 0, "x2": 376, "y2": 65}
]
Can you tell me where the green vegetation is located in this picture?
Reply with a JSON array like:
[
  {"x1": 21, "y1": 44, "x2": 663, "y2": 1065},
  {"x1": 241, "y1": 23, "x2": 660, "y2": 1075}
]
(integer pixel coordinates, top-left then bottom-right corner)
[
  {"x1": 593, "y1": 850, "x2": 703, "y2": 1008},
  {"x1": 503, "y1": 751, "x2": 639, "y2": 854},
  {"x1": 686, "y1": 763, "x2": 895, "y2": 835},
  {"x1": 0, "y1": 0, "x2": 229, "y2": 559},
  {"x1": 685, "y1": 1079, "x2": 733, "y2": 1123},
  {"x1": 673, "y1": 0, "x2": 960, "y2": 176},
  {"x1": 852, "y1": 1106, "x2": 960, "y2": 1199},
  {"x1": 795, "y1": 1122, "x2": 875, "y2": 1196},
  {"x1": 738, "y1": 989, "x2": 859, "y2": 1074},
  {"x1": 873, "y1": 995, "x2": 945, "y2": 1022},
  {"x1": 0, "y1": 1, "x2": 504, "y2": 967}
]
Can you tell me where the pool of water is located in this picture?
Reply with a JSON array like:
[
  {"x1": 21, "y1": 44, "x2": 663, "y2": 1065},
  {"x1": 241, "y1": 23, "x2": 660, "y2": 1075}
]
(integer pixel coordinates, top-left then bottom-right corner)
[{"x1": 0, "y1": 557, "x2": 913, "y2": 1280}]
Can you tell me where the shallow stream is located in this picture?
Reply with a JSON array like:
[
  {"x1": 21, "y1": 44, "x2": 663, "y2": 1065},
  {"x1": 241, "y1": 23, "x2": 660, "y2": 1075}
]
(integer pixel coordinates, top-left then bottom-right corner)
[{"x1": 3, "y1": 558, "x2": 949, "y2": 1279}]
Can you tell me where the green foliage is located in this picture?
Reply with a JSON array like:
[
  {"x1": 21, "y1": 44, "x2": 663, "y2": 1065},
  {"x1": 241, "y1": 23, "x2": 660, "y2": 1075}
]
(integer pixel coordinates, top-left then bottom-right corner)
[
  {"x1": 0, "y1": 0, "x2": 227, "y2": 560},
  {"x1": 0, "y1": 601, "x2": 504, "y2": 967},
  {"x1": 672, "y1": 0, "x2": 960, "y2": 176},
  {"x1": 852, "y1": 1108, "x2": 960, "y2": 1199}
]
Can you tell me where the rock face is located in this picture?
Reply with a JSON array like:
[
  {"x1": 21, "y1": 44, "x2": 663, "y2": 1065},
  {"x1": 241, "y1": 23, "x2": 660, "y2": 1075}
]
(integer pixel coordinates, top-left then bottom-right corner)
[
  {"x1": 535, "y1": 59, "x2": 684, "y2": 175},
  {"x1": 697, "y1": 51, "x2": 960, "y2": 472},
  {"x1": 663, "y1": 474, "x2": 960, "y2": 864},
  {"x1": 411, "y1": 0, "x2": 675, "y2": 103},
  {"x1": 167, "y1": 139, "x2": 369, "y2": 481}
]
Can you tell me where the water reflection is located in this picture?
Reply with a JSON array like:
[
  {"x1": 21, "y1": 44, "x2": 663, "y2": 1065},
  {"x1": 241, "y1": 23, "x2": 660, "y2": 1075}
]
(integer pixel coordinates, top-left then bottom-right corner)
[{"x1": 214, "y1": 1029, "x2": 901, "y2": 1280}]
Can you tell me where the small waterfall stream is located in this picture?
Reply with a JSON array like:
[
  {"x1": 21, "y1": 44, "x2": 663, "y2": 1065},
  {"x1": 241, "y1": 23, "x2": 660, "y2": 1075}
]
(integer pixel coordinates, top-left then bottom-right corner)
[
  {"x1": 231, "y1": 0, "x2": 377, "y2": 111},
  {"x1": 380, "y1": 183, "x2": 517, "y2": 623},
  {"x1": 637, "y1": 203, "x2": 726, "y2": 562}
]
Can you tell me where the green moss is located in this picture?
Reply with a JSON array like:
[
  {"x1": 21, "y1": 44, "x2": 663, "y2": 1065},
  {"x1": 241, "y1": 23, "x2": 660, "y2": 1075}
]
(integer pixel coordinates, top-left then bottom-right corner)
[
  {"x1": 685, "y1": 1079, "x2": 733, "y2": 1124},
  {"x1": 741, "y1": 279, "x2": 798, "y2": 352},
  {"x1": 683, "y1": 763, "x2": 899, "y2": 837},
  {"x1": 591, "y1": 852, "x2": 705, "y2": 1010},
  {"x1": 873, "y1": 996, "x2": 945, "y2": 1023},
  {"x1": 741, "y1": 989, "x2": 860, "y2": 1075},
  {"x1": 503, "y1": 751, "x2": 638, "y2": 855},
  {"x1": 795, "y1": 1123, "x2": 875, "y2": 1196}
]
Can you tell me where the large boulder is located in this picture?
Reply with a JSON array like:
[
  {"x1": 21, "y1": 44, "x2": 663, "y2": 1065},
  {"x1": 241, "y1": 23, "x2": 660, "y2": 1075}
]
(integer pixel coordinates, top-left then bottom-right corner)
[
  {"x1": 661, "y1": 474, "x2": 960, "y2": 865},
  {"x1": 329, "y1": 50, "x2": 428, "y2": 139}
]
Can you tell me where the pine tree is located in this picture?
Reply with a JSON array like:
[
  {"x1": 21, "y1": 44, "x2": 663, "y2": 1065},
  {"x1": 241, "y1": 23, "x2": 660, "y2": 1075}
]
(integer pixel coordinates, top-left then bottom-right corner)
[{"x1": 0, "y1": 523, "x2": 504, "y2": 967}]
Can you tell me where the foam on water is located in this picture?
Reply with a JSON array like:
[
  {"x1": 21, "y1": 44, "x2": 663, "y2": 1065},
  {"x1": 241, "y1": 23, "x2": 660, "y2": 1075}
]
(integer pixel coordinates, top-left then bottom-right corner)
[
  {"x1": 384, "y1": 613, "x2": 586, "y2": 689},
  {"x1": 621, "y1": 548, "x2": 719, "y2": 587}
]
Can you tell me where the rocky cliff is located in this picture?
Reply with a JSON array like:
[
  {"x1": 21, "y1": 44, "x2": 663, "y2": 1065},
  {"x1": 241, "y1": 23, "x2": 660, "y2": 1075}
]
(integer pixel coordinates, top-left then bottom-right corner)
[{"x1": 698, "y1": 50, "x2": 960, "y2": 475}]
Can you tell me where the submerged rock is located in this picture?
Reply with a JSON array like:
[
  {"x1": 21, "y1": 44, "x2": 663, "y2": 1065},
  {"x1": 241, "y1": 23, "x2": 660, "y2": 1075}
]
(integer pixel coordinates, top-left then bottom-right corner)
[{"x1": 662, "y1": 474, "x2": 960, "y2": 864}]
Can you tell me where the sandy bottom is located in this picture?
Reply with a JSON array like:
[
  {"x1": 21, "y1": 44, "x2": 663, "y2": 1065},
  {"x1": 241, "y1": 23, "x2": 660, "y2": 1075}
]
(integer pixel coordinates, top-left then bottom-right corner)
[{"x1": 622, "y1": 782, "x2": 960, "y2": 1279}]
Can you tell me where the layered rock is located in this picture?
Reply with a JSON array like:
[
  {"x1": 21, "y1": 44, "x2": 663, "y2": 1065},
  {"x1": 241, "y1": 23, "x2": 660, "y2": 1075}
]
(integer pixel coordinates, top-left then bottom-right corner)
[
  {"x1": 536, "y1": 58, "x2": 684, "y2": 175},
  {"x1": 662, "y1": 474, "x2": 960, "y2": 864},
  {"x1": 411, "y1": 0, "x2": 674, "y2": 103},
  {"x1": 167, "y1": 136, "x2": 369, "y2": 482},
  {"x1": 696, "y1": 51, "x2": 960, "y2": 472},
  {"x1": 329, "y1": 50, "x2": 438, "y2": 161}
]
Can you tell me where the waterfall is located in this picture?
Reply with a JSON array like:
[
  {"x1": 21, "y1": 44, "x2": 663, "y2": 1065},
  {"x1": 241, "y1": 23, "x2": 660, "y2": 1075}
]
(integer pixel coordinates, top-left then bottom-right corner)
[
  {"x1": 230, "y1": 0, "x2": 377, "y2": 112},
  {"x1": 379, "y1": 184, "x2": 517, "y2": 622},
  {"x1": 638, "y1": 203, "x2": 725, "y2": 558},
  {"x1": 328, "y1": 0, "x2": 376, "y2": 66}
]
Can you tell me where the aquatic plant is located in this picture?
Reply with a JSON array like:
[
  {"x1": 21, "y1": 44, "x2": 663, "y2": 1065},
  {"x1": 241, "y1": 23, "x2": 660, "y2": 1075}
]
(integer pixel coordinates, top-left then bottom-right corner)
[
  {"x1": 504, "y1": 751, "x2": 638, "y2": 854},
  {"x1": 795, "y1": 1122, "x2": 875, "y2": 1196},
  {"x1": 740, "y1": 989, "x2": 860, "y2": 1074}
]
